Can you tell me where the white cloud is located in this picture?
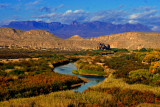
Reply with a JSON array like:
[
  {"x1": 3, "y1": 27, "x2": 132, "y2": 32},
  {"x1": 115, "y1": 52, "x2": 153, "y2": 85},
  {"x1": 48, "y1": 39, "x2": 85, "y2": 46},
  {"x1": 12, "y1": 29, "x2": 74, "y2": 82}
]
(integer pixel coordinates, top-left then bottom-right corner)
[
  {"x1": 34, "y1": 19, "x2": 43, "y2": 21},
  {"x1": 90, "y1": 15, "x2": 105, "y2": 22},
  {"x1": 39, "y1": 13, "x2": 55, "y2": 18},
  {"x1": 73, "y1": 10, "x2": 84, "y2": 13},
  {"x1": 128, "y1": 20, "x2": 138, "y2": 24},
  {"x1": 129, "y1": 14, "x2": 139, "y2": 19},
  {"x1": 152, "y1": 26, "x2": 160, "y2": 31},
  {"x1": 9, "y1": 6, "x2": 160, "y2": 31},
  {"x1": 27, "y1": 0, "x2": 40, "y2": 5},
  {"x1": 63, "y1": 10, "x2": 73, "y2": 15}
]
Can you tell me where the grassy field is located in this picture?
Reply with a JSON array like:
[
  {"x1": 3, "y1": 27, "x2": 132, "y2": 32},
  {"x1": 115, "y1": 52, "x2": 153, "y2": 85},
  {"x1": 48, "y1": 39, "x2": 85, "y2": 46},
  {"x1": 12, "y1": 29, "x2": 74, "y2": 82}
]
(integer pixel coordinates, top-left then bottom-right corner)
[{"x1": 0, "y1": 90, "x2": 113, "y2": 107}]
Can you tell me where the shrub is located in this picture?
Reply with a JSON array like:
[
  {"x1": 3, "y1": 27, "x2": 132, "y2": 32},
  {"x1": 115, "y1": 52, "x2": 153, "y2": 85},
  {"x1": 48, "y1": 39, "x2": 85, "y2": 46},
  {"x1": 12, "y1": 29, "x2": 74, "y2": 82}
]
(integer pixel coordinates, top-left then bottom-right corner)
[
  {"x1": 139, "y1": 48, "x2": 147, "y2": 52},
  {"x1": 110, "y1": 48, "x2": 128, "y2": 52},
  {"x1": 136, "y1": 52, "x2": 147, "y2": 61},
  {"x1": 34, "y1": 70, "x2": 47, "y2": 74},
  {"x1": 143, "y1": 51, "x2": 160, "y2": 63},
  {"x1": 149, "y1": 61, "x2": 160, "y2": 74},
  {"x1": 107, "y1": 54, "x2": 149, "y2": 78},
  {"x1": 152, "y1": 74, "x2": 160, "y2": 82},
  {"x1": 4, "y1": 65, "x2": 14, "y2": 69},
  {"x1": 0, "y1": 71, "x2": 7, "y2": 76},
  {"x1": 8, "y1": 69, "x2": 24, "y2": 75},
  {"x1": 72, "y1": 70, "x2": 79, "y2": 74},
  {"x1": 128, "y1": 69, "x2": 153, "y2": 84}
]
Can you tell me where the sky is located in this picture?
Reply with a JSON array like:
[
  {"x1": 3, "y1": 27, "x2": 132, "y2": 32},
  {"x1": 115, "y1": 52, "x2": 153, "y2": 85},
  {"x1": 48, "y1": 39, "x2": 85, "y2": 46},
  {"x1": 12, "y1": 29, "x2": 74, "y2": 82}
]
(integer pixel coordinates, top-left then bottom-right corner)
[{"x1": 0, "y1": 0, "x2": 160, "y2": 31}]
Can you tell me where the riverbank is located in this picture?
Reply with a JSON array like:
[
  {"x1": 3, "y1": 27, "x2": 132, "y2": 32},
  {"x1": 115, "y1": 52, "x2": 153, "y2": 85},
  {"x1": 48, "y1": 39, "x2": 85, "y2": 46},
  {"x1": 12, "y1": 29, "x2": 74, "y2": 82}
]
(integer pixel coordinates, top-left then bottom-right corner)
[
  {"x1": 71, "y1": 77, "x2": 89, "y2": 88},
  {"x1": 54, "y1": 63, "x2": 105, "y2": 92},
  {"x1": 72, "y1": 69, "x2": 108, "y2": 77},
  {"x1": 0, "y1": 55, "x2": 85, "y2": 101}
]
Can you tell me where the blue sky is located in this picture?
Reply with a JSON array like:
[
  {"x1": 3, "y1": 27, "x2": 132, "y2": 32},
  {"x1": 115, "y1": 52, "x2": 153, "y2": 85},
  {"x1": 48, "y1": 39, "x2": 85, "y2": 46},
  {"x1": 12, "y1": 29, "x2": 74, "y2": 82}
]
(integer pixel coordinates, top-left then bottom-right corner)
[{"x1": 0, "y1": 0, "x2": 160, "y2": 31}]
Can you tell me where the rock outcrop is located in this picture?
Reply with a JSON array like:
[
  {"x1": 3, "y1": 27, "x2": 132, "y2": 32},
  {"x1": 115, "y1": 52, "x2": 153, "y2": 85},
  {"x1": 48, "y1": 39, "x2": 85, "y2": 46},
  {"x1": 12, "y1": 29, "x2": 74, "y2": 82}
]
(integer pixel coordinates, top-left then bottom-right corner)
[{"x1": 98, "y1": 43, "x2": 110, "y2": 50}]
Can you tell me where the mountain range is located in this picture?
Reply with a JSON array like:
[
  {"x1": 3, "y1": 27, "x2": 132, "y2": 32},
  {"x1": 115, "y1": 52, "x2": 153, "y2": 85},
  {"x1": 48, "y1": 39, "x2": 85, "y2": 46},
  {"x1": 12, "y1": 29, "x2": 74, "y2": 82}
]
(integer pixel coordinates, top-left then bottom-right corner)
[
  {"x1": 3, "y1": 21, "x2": 152, "y2": 38},
  {"x1": 0, "y1": 27, "x2": 160, "y2": 50}
]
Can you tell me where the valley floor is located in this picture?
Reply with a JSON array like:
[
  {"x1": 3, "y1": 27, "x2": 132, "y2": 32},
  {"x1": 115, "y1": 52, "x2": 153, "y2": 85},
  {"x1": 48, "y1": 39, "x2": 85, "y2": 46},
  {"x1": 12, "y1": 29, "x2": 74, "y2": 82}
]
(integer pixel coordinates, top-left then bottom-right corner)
[{"x1": 0, "y1": 49, "x2": 160, "y2": 106}]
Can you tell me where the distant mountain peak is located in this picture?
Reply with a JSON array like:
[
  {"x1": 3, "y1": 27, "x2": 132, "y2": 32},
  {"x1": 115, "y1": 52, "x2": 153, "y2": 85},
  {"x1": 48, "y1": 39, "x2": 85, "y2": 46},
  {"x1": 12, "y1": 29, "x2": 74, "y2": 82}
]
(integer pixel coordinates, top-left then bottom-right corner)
[{"x1": 3, "y1": 21, "x2": 153, "y2": 38}]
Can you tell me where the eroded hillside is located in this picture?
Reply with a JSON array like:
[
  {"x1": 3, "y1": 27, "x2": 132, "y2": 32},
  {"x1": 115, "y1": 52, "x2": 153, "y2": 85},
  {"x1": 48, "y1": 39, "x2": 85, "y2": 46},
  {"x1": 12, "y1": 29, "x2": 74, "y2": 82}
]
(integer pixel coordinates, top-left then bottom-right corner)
[{"x1": 1, "y1": 27, "x2": 160, "y2": 50}]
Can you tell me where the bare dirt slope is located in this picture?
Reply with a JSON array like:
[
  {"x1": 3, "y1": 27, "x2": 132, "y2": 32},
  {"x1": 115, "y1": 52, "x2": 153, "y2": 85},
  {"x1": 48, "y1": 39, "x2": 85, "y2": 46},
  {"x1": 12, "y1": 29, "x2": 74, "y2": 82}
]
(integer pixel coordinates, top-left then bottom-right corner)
[
  {"x1": 1, "y1": 27, "x2": 160, "y2": 50},
  {"x1": 90, "y1": 32, "x2": 160, "y2": 49}
]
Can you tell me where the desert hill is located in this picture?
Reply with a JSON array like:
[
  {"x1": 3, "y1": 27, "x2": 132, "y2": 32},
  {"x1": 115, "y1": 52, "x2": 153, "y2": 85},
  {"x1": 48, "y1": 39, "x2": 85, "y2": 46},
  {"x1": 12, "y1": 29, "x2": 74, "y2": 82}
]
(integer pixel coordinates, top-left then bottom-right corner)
[
  {"x1": 67, "y1": 35, "x2": 84, "y2": 40},
  {"x1": 0, "y1": 27, "x2": 160, "y2": 50},
  {"x1": 90, "y1": 32, "x2": 160, "y2": 49},
  {"x1": 0, "y1": 27, "x2": 100, "y2": 50}
]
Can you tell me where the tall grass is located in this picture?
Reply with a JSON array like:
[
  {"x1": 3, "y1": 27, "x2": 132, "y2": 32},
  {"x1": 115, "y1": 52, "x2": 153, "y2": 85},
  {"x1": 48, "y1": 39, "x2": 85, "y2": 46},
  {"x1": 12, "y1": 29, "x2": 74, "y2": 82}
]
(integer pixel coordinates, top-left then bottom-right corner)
[
  {"x1": 90, "y1": 76, "x2": 160, "y2": 96},
  {"x1": 0, "y1": 90, "x2": 112, "y2": 107}
]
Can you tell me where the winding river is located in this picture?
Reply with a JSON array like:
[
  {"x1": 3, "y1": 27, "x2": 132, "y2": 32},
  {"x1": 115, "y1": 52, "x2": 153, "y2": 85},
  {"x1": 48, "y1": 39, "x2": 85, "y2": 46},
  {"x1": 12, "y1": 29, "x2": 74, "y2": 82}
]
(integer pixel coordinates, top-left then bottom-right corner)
[{"x1": 54, "y1": 63, "x2": 105, "y2": 92}]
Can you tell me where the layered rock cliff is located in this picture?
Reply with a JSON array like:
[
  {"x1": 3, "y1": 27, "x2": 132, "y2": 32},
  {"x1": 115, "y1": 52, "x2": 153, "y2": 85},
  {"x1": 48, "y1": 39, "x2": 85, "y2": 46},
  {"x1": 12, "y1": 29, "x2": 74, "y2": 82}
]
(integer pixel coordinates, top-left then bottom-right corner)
[{"x1": 90, "y1": 32, "x2": 160, "y2": 49}]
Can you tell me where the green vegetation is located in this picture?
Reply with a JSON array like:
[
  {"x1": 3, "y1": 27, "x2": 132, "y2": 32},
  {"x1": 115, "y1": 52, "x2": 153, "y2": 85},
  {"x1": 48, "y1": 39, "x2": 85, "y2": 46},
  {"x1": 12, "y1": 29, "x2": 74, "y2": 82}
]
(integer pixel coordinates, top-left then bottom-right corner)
[
  {"x1": 0, "y1": 76, "x2": 159, "y2": 107},
  {"x1": 128, "y1": 69, "x2": 154, "y2": 84},
  {"x1": 110, "y1": 48, "x2": 128, "y2": 52},
  {"x1": 8, "y1": 69, "x2": 24, "y2": 75},
  {"x1": 85, "y1": 76, "x2": 160, "y2": 107},
  {"x1": 72, "y1": 70, "x2": 79, "y2": 74},
  {"x1": 73, "y1": 69, "x2": 106, "y2": 76},
  {"x1": 105, "y1": 53, "x2": 149, "y2": 78},
  {"x1": 149, "y1": 61, "x2": 160, "y2": 74},
  {"x1": 0, "y1": 49, "x2": 160, "y2": 106},
  {"x1": 0, "y1": 72, "x2": 82, "y2": 101},
  {"x1": 0, "y1": 54, "x2": 83, "y2": 101},
  {"x1": 74, "y1": 56, "x2": 107, "y2": 76},
  {"x1": 0, "y1": 90, "x2": 113, "y2": 107}
]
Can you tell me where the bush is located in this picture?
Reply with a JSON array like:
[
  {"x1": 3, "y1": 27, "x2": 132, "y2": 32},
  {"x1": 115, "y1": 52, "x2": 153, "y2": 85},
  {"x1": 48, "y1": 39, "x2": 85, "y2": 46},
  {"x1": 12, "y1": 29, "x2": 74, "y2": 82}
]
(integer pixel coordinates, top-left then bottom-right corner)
[
  {"x1": 128, "y1": 69, "x2": 153, "y2": 84},
  {"x1": 0, "y1": 71, "x2": 7, "y2": 76},
  {"x1": 152, "y1": 74, "x2": 160, "y2": 82},
  {"x1": 149, "y1": 61, "x2": 160, "y2": 74},
  {"x1": 139, "y1": 48, "x2": 147, "y2": 52},
  {"x1": 4, "y1": 65, "x2": 14, "y2": 69},
  {"x1": 143, "y1": 51, "x2": 160, "y2": 63},
  {"x1": 136, "y1": 52, "x2": 147, "y2": 61},
  {"x1": 34, "y1": 70, "x2": 47, "y2": 74},
  {"x1": 72, "y1": 70, "x2": 79, "y2": 74},
  {"x1": 8, "y1": 69, "x2": 24, "y2": 75},
  {"x1": 110, "y1": 48, "x2": 128, "y2": 52},
  {"x1": 107, "y1": 54, "x2": 149, "y2": 78}
]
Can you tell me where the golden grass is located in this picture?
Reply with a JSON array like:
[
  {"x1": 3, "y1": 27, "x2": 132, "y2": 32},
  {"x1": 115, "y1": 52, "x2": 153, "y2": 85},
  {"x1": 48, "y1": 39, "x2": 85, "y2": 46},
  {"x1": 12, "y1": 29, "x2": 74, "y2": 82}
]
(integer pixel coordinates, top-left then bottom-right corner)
[
  {"x1": 90, "y1": 76, "x2": 160, "y2": 96},
  {"x1": 0, "y1": 90, "x2": 112, "y2": 107},
  {"x1": 0, "y1": 58, "x2": 39, "y2": 63},
  {"x1": 136, "y1": 103, "x2": 160, "y2": 107}
]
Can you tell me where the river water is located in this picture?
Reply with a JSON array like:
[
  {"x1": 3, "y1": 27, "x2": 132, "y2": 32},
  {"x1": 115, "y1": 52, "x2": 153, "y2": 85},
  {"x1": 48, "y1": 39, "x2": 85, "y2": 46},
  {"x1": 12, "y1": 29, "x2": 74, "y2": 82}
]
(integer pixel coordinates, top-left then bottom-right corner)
[{"x1": 54, "y1": 63, "x2": 105, "y2": 92}]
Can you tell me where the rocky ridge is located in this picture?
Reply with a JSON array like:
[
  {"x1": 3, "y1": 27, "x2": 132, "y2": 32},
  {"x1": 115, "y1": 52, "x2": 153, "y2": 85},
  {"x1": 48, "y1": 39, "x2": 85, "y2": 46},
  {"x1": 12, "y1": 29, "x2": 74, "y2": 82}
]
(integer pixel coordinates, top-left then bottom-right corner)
[
  {"x1": 0, "y1": 27, "x2": 101, "y2": 50},
  {"x1": 0, "y1": 27, "x2": 160, "y2": 50}
]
